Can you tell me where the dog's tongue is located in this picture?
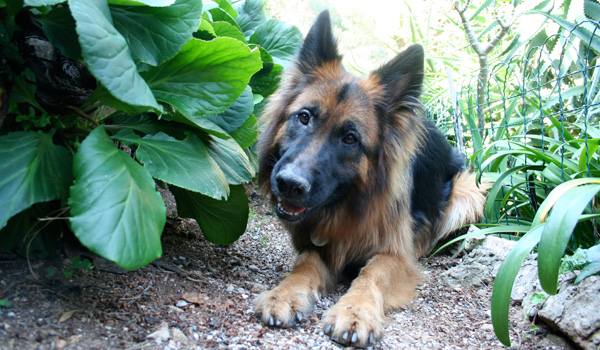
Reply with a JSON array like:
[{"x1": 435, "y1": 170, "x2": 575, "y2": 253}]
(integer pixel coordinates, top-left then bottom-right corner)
[{"x1": 281, "y1": 200, "x2": 306, "y2": 214}]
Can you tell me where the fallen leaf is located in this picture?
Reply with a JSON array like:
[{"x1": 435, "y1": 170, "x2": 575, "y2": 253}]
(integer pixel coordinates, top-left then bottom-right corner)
[
  {"x1": 181, "y1": 292, "x2": 208, "y2": 305},
  {"x1": 58, "y1": 310, "x2": 77, "y2": 323}
]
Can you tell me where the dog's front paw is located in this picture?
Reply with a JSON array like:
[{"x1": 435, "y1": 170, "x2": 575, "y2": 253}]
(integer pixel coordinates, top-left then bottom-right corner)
[
  {"x1": 253, "y1": 286, "x2": 319, "y2": 328},
  {"x1": 322, "y1": 296, "x2": 385, "y2": 348}
]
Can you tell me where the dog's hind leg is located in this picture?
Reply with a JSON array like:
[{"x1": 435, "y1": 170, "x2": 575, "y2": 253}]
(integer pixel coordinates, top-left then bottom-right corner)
[
  {"x1": 323, "y1": 253, "x2": 422, "y2": 347},
  {"x1": 253, "y1": 250, "x2": 333, "y2": 327}
]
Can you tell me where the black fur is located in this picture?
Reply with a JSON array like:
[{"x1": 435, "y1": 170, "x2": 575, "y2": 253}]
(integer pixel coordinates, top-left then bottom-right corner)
[{"x1": 410, "y1": 122, "x2": 465, "y2": 230}]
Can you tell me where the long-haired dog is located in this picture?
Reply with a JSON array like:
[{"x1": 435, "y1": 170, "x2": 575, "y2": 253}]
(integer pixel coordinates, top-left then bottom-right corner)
[{"x1": 253, "y1": 11, "x2": 487, "y2": 347}]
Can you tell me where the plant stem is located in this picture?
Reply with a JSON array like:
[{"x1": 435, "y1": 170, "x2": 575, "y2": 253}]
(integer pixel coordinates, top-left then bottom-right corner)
[{"x1": 454, "y1": 1, "x2": 513, "y2": 129}]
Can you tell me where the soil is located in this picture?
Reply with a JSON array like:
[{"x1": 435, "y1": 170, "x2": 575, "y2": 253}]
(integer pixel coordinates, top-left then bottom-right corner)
[{"x1": 0, "y1": 185, "x2": 575, "y2": 350}]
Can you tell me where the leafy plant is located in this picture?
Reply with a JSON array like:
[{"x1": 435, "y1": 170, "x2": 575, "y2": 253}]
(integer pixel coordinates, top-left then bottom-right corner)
[
  {"x1": 0, "y1": 0, "x2": 302, "y2": 269},
  {"x1": 0, "y1": 299, "x2": 10, "y2": 317},
  {"x1": 562, "y1": 245, "x2": 600, "y2": 284}
]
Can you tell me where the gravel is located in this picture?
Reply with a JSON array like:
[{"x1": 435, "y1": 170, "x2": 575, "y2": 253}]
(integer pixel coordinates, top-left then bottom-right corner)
[{"x1": 0, "y1": 185, "x2": 573, "y2": 349}]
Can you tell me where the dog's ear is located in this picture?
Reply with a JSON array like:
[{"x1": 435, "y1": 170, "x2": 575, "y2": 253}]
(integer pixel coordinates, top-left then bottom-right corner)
[
  {"x1": 297, "y1": 10, "x2": 341, "y2": 73},
  {"x1": 371, "y1": 44, "x2": 424, "y2": 107}
]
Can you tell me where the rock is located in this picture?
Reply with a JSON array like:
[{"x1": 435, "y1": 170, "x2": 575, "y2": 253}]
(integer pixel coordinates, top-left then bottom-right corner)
[
  {"x1": 171, "y1": 327, "x2": 188, "y2": 342},
  {"x1": 147, "y1": 322, "x2": 170, "y2": 342},
  {"x1": 537, "y1": 275, "x2": 600, "y2": 350},
  {"x1": 441, "y1": 235, "x2": 516, "y2": 288}
]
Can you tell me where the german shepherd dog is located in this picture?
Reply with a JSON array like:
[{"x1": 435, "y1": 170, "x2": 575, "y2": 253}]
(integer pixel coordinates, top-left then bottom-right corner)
[{"x1": 254, "y1": 11, "x2": 487, "y2": 347}]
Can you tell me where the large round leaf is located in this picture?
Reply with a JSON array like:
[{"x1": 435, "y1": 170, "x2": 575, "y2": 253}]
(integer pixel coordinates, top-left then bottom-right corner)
[
  {"x1": 69, "y1": 127, "x2": 165, "y2": 270},
  {"x1": 110, "y1": 0, "x2": 202, "y2": 66},
  {"x1": 113, "y1": 130, "x2": 229, "y2": 199},
  {"x1": 143, "y1": 37, "x2": 262, "y2": 116},
  {"x1": 208, "y1": 86, "x2": 254, "y2": 133},
  {"x1": 234, "y1": 0, "x2": 266, "y2": 37},
  {"x1": 0, "y1": 132, "x2": 72, "y2": 230},
  {"x1": 250, "y1": 19, "x2": 302, "y2": 67},
  {"x1": 206, "y1": 135, "x2": 255, "y2": 185},
  {"x1": 69, "y1": 0, "x2": 161, "y2": 113},
  {"x1": 171, "y1": 184, "x2": 248, "y2": 245}
]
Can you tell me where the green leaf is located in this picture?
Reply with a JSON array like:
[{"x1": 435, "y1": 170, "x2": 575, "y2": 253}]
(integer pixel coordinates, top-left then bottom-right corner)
[
  {"x1": 234, "y1": 0, "x2": 266, "y2": 37},
  {"x1": 537, "y1": 183, "x2": 600, "y2": 294},
  {"x1": 69, "y1": 127, "x2": 165, "y2": 270},
  {"x1": 484, "y1": 165, "x2": 545, "y2": 220},
  {"x1": 108, "y1": 0, "x2": 175, "y2": 6},
  {"x1": 211, "y1": 0, "x2": 237, "y2": 18},
  {"x1": 531, "y1": 10, "x2": 600, "y2": 53},
  {"x1": 230, "y1": 113, "x2": 258, "y2": 149},
  {"x1": 143, "y1": 37, "x2": 262, "y2": 116},
  {"x1": 39, "y1": 6, "x2": 81, "y2": 59},
  {"x1": 172, "y1": 113, "x2": 230, "y2": 139},
  {"x1": 492, "y1": 225, "x2": 544, "y2": 347},
  {"x1": 208, "y1": 86, "x2": 253, "y2": 133},
  {"x1": 171, "y1": 184, "x2": 248, "y2": 245},
  {"x1": 24, "y1": 0, "x2": 65, "y2": 6},
  {"x1": 0, "y1": 132, "x2": 72, "y2": 230},
  {"x1": 249, "y1": 19, "x2": 302, "y2": 67},
  {"x1": 69, "y1": 0, "x2": 162, "y2": 113},
  {"x1": 576, "y1": 262, "x2": 600, "y2": 284},
  {"x1": 211, "y1": 20, "x2": 247, "y2": 43},
  {"x1": 529, "y1": 292, "x2": 548, "y2": 307},
  {"x1": 110, "y1": 0, "x2": 202, "y2": 66},
  {"x1": 112, "y1": 130, "x2": 229, "y2": 199},
  {"x1": 252, "y1": 71, "x2": 279, "y2": 97},
  {"x1": 206, "y1": 135, "x2": 255, "y2": 185}
]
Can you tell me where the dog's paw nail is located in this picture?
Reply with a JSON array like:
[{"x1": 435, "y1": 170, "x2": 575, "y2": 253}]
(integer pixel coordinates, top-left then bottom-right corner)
[
  {"x1": 295, "y1": 311, "x2": 303, "y2": 322},
  {"x1": 268, "y1": 315, "x2": 275, "y2": 327},
  {"x1": 369, "y1": 331, "x2": 375, "y2": 344},
  {"x1": 324, "y1": 323, "x2": 333, "y2": 334},
  {"x1": 341, "y1": 331, "x2": 349, "y2": 342},
  {"x1": 275, "y1": 318, "x2": 282, "y2": 327},
  {"x1": 351, "y1": 332, "x2": 358, "y2": 343}
]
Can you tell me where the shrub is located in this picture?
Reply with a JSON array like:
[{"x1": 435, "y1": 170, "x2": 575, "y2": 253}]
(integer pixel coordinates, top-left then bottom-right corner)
[{"x1": 0, "y1": 0, "x2": 302, "y2": 269}]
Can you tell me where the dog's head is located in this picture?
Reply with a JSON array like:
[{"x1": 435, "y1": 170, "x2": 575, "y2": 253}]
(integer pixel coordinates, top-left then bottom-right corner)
[{"x1": 258, "y1": 10, "x2": 425, "y2": 224}]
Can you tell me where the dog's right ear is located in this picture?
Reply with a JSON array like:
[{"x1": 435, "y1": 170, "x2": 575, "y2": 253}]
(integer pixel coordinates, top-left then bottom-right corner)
[{"x1": 297, "y1": 10, "x2": 341, "y2": 73}]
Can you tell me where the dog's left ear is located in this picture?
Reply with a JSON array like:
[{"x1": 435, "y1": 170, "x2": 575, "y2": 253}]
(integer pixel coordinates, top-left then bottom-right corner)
[
  {"x1": 297, "y1": 10, "x2": 342, "y2": 73},
  {"x1": 371, "y1": 44, "x2": 424, "y2": 107}
]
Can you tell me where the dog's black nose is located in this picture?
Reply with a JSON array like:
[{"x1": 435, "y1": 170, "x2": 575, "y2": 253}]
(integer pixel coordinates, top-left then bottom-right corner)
[{"x1": 275, "y1": 171, "x2": 310, "y2": 200}]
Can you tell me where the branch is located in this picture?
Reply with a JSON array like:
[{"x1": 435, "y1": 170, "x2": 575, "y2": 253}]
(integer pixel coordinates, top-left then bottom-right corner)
[
  {"x1": 455, "y1": 1, "x2": 485, "y2": 57},
  {"x1": 483, "y1": 8, "x2": 515, "y2": 55}
]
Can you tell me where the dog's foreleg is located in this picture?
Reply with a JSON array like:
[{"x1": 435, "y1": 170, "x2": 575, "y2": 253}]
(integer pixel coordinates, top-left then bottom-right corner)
[
  {"x1": 254, "y1": 250, "x2": 332, "y2": 327},
  {"x1": 323, "y1": 254, "x2": 422, "y2": 347}
]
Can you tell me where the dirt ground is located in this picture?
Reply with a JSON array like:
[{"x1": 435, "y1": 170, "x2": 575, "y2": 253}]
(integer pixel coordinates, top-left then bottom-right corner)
[{"x1": 0, "y1": 185, "x2": 576, "y2": 350}]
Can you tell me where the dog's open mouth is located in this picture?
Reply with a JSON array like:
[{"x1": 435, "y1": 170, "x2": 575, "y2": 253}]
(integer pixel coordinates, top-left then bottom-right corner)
[{"x1": 275, "y1": 198, "x2": 312, "y2": 222}]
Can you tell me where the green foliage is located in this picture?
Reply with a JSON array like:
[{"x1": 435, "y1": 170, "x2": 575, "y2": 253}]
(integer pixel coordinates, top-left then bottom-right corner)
[
  {"x1": 562, "y1": 245, "x2": 600, "y2": 284},
  {"x1": 0, "y1": 298, "x2": 10, "y2": 317},
  {"x1": 529, "y1": 292, "x2": 547, "y2": 307},
  {"x1": 0, "y1": 0, "x2": 302, "y2": 269}
]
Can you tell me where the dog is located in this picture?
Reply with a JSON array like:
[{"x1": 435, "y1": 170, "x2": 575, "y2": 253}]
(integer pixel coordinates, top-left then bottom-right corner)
[{"x1": 253, "y1": 10, "x2": 488, "y2": 347}]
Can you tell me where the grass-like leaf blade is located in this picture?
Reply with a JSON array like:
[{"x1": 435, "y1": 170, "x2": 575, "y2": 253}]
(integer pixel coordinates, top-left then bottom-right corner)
[
  {"x1": 492, "y1": 225, "x2": 544, "y2": 347},
  {"x1": 538, "y1": 182, "x2": 600, "y2": 294}
]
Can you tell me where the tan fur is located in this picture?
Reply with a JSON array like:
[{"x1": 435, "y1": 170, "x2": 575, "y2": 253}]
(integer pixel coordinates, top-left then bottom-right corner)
[
  {"x1": 435, "y1": 171, "x2": 490, "y2": 242},
  {"x1": 254, "y1": 32, "x2": 488, "y2": 347}
]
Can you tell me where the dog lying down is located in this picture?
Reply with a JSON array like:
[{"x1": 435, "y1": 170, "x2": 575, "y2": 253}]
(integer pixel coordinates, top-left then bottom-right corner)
[{"x1": 253, "y1": 10, "x2": 487, "y2": 347}]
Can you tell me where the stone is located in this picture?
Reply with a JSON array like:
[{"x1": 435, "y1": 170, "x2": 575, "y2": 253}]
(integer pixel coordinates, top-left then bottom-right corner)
[
  {"x1": 441, "y1": 235, "x2": 516, "y2": 288},
  {"x1": 537, "y1": 275, "x2": 600, "y2": 350},
  {"x1": 147, "y1": 322, "x2": 170, "y2": 342}
]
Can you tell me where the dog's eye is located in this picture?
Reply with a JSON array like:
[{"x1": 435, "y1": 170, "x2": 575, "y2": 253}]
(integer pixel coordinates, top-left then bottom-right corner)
[
  {"x1": 297, "y1": 110, "x2": 311, "y2": 125},
  {"x1": 342, "y1": 133, "x2": 358, "y2": 145}
]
